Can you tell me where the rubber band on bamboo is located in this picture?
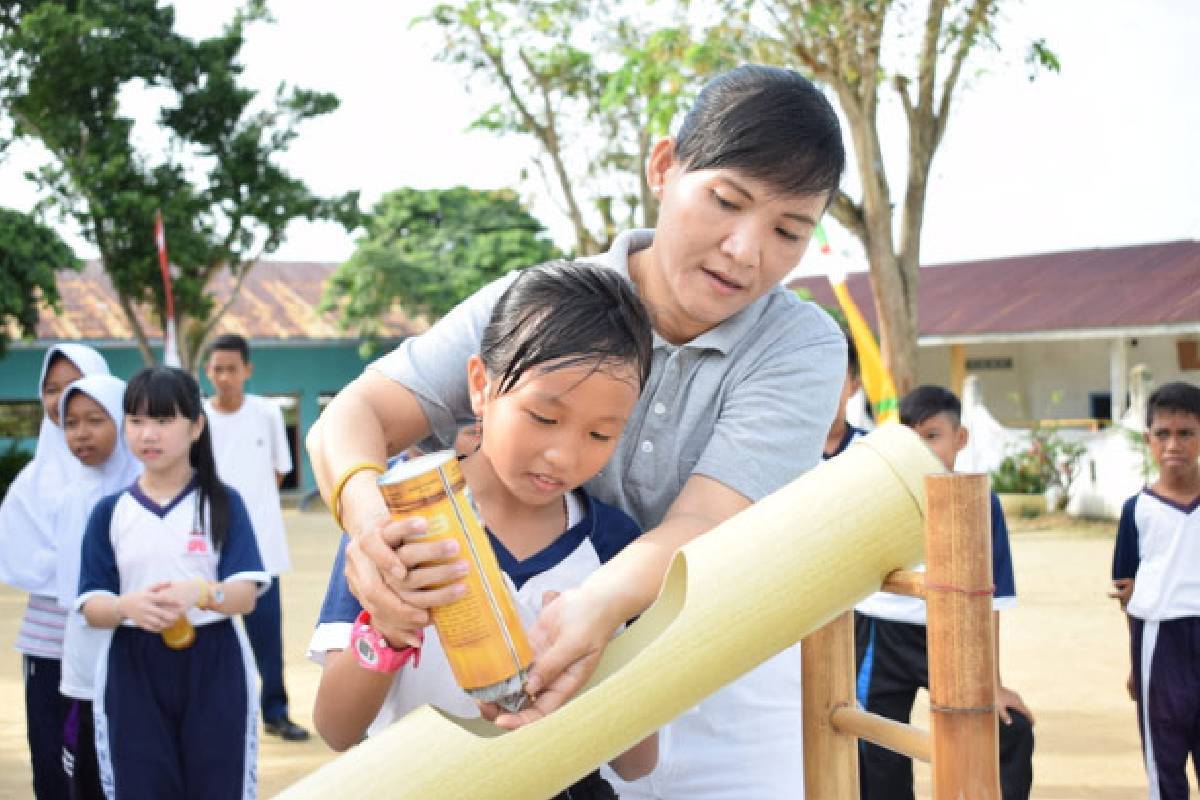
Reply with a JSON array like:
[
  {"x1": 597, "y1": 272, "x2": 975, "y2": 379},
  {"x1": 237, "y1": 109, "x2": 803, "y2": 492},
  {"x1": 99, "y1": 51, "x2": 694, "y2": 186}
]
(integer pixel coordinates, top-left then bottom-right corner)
[
  {"x1": 331, "y1": 462, "x2": 386, "y2": 531},
  {"x1": 922, "y1": 580, "x2": 995, "y2": 597}
]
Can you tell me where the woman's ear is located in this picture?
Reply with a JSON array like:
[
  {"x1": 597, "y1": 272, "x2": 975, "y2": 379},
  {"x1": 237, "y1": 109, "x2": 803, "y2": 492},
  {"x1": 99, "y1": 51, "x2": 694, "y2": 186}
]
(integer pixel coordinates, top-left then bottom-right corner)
[
  {"x1": 646, "y1": 136, "x2": 678, "y2": 198},
  {"x1": 466, "y1": 355, "x2": 488, "y2": 417}
]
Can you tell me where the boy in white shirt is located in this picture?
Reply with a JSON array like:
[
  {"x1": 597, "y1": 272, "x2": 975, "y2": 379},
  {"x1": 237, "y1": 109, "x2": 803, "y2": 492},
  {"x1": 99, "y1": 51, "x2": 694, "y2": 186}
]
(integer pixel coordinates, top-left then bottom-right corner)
[{"x1": 204, "y1": 333, "x2": 309, "y2": 741}]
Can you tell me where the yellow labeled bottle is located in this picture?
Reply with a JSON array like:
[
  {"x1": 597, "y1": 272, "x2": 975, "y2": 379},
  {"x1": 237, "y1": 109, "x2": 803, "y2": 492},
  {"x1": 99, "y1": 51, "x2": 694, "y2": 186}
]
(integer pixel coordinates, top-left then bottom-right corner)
[{"x1": 378, "y1": 451, "x2": 532, "y2": 711}]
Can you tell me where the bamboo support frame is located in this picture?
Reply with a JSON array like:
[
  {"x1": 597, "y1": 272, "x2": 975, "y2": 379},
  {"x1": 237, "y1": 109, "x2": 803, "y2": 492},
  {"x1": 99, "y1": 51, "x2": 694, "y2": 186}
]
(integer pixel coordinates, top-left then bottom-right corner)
[
  {"x1": 801, "y1": 612, "x2": 859, "y2": 798},
  {"x1": 881, "y1": 568, "x2": 927, "y2": 598},
  {"x1": 830, "y1": 705, "x2": 932, "y2": 763},
  {"x1": 925, "y1": 473, "x2": 1001, "y2": 800}
]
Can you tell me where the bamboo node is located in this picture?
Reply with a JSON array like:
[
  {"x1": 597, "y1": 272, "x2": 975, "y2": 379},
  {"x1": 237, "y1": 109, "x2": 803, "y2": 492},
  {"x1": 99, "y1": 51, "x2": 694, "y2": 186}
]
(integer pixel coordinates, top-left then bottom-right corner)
[
  {"x1": 922, "y1": 580, "x2": 994, "y2": 597},
  {"x1": 928, "y1": 702, "x2": 995, "y2": 715}
]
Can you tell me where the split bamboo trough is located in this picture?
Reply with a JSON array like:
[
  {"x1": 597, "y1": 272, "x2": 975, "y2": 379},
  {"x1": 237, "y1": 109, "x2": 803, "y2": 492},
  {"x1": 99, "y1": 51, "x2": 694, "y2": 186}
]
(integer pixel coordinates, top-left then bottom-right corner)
[{"x1": 276, "y1": 424, "x2": 1002, "y2": 800}]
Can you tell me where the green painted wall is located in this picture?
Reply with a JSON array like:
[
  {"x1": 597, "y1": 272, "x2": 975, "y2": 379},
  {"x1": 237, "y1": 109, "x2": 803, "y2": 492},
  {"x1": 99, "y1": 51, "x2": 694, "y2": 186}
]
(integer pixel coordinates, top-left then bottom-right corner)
[{"x1": 0, "y1": 340, "x2": 401, "y2": 493}]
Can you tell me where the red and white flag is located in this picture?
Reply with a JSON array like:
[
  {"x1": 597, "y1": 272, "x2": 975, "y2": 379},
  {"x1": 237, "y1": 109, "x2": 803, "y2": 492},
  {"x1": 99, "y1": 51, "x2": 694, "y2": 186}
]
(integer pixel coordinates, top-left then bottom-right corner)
[{"x1": 154, "y1": 209, "x2": 181, "y2": 368}]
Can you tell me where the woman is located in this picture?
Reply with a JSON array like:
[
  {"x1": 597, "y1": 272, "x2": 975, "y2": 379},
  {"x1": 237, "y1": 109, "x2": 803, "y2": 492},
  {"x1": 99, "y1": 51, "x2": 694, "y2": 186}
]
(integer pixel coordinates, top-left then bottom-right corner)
[{"x1": 308, "y1": 64, "x2": 847, "y2": 798}]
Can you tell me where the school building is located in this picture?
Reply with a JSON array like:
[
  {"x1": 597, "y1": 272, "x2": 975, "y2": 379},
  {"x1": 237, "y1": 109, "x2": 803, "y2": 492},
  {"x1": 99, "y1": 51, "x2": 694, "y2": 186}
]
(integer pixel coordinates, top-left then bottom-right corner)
[
  {"x1": 0, "y1": 260, "x2": 423, "y2": 495},
  {"x1": 790, "y1": 240, "x2": 1200, "y2": 427}
]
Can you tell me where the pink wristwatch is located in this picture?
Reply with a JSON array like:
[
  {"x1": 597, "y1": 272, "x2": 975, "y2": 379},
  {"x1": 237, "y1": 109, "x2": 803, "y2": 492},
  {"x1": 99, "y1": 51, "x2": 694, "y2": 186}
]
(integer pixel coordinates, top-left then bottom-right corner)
[{"x1": 350, "y1": 610, "x2": 422, "y2": 673}]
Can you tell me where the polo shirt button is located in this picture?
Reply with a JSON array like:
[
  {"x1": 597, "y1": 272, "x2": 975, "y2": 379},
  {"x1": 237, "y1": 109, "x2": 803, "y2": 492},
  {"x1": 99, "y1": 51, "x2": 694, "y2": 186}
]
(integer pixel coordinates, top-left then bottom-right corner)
[
  {"x1": 653, "y1": 402, "x2": 666, "y2": 415},
  {"x1": 641, "y1": 440, "x2": 654, "y2": 453}
]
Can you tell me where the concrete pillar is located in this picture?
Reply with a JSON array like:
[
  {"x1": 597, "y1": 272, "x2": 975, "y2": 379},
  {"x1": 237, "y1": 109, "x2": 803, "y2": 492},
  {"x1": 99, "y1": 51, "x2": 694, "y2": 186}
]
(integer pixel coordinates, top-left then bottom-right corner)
[
  {"x1": 1109, "y1": 338, "x2": 1128, "y2": 423},
  {"x1": 949, "y1": 344, "x2": 967, "y2": 400}
]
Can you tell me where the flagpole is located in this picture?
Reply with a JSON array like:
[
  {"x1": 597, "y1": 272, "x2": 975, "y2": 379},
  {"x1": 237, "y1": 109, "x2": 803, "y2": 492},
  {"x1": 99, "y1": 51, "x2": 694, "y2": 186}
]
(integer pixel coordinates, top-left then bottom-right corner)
[{"x1": 154, "y1": 209, "x2": 181, "y2": 368}]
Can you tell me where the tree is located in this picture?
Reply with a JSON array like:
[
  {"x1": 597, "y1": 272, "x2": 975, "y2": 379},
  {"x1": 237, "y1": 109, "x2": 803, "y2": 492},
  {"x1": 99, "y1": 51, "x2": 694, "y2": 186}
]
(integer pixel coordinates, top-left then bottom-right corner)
[
  {"x1": 421, "y1": 0, "x2": 737, "y2": 254},
  {"x1": 323, "y1": 186, "x2": 561, "y2": 344},
  {"x1": 720, "y1": 0, "x2": 1058, "y2": 391},
  {"x1": 0, "y1": 1, "x2": 359, "y2": 371},
  {"x1": 0, "y1": 206, "x2": 78, "y2": 356}
]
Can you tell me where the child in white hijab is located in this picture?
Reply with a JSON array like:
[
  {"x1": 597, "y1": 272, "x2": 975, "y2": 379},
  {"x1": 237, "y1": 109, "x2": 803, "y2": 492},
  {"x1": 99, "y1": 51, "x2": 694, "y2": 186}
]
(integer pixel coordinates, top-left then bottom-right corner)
[
  {"x1": 56, "y1": 374, "x2": 140, "y2": 800},
  {"x1": 0, "y1": 343, "x2": 109, "y2": 799}
]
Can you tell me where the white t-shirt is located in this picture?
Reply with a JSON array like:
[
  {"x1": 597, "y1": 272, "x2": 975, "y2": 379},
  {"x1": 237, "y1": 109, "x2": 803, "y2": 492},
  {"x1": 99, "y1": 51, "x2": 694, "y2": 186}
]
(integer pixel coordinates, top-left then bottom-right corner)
[{"x1": 204, "y1": 395, "x2": 293, "y2": 575}]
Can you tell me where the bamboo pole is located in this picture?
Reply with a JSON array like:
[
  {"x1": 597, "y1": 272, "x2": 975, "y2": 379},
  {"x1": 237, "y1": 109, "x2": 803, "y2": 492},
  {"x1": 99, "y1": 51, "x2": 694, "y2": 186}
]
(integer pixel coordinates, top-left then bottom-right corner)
[
  {"x1": 881, "y1": 569, "x2": 926, "y2": 598},
  {"x1": 924, "y1": 473, "x2": 1001, "y2": 800},
  {"x1": 802, "y1": 612, "x2": 859, "y2": 799},
  {"x1": 275, "y1": 426, "x2": 943, "y2": 800},
  {"x1": 830, "y1": 706, "x2": 932, "y2": 763}
]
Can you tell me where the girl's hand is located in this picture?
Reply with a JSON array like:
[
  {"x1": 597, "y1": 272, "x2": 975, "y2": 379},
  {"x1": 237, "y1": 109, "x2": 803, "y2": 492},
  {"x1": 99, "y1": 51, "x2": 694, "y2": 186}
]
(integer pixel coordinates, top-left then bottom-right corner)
[
  {"x1": 121, "y1": 584, "x2": 186, "y2": 632},
  {"x1": 345, "y1": 515, "x2": 469, "y2": 647},
  {"x1": 161, "y1": 579, "x2": 207, "y2": 611}
]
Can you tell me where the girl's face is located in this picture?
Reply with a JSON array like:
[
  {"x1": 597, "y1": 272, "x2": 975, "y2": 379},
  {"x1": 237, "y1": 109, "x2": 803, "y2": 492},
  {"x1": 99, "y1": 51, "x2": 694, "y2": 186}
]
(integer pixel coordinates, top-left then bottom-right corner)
[
  {"x1": 640, "y1": 138, "x2": 828, "y2": 343},
  {"x1": 42, "y1": 356, "x2": 84, "y2": 427},
  {"x1": 124, "y1": 409, "x2": 203, "y2": 474},
  {"x1": 64, "y1": 393, "x2": 118, "y2": 467},
  {"x1": 468, "y1": 356, "x2": 640, "y2": 508}
]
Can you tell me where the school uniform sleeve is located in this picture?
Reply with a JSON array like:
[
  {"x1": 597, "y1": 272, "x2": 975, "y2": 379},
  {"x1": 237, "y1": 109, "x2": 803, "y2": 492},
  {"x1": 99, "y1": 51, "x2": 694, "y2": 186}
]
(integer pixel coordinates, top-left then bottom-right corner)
[
  {"x1": 691, "y1": 305, "x2": 845, "y2": 502},
  {"x1": 76, "y1": 493, "x2": 122, "y2": 608},
  {"x1": 369, "y1": 272, "x2": 520, "y2": 448},
  {"x1": 217, "y1": 487, "x2": 270, "y2": 592},
  {"x1": 1111, "y1": 494, "x2": 1140, "y2": 581},
  {"x1": 307, "y1": 533, "x2": 362, "y2": 663},
  {"x1": 989, "y1": 491, "x2": 1018, "y2": 610},
  {"x1": 268, "y1": 399, "x2": 293, "y2": 476},
  {"x1": 588, "y1": 498, "x2": 643, "y2": 564}
]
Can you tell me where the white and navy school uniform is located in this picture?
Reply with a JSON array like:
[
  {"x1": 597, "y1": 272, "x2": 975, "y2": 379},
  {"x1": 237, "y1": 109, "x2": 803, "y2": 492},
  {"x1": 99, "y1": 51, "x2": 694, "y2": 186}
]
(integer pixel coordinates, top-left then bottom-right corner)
[
  {"x1": 309, "y1": 488, "x2": 640, "y2": 800},
  {"x1": 77, "y1": 479, "x2": 268, "y2": 800},
  {"x1": 1112, "y1": 488, "x2": 1200, "y2": 800}
]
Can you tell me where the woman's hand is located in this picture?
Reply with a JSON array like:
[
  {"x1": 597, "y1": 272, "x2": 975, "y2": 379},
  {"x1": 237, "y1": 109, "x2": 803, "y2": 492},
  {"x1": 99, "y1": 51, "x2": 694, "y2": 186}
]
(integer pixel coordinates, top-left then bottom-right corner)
[
  {"x1": 121, "y1": 582, "x2": 186, "y2": 632},
  {"x1": 344, "y1": 515, "x2": 470, "y2": 648},
  {"x1": 482, "y1": 585, "x2": 621, "y2": 729}
]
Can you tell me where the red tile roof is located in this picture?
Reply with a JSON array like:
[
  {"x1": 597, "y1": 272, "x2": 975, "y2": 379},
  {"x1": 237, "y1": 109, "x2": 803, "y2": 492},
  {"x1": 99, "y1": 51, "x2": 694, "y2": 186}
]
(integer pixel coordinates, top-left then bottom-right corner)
[
  {"x1": 789, "y1": 240, "x2": 1200, "y2": 339},
  {"x1": 23, "y1": 260, "x2": 424, "y2": 343}
]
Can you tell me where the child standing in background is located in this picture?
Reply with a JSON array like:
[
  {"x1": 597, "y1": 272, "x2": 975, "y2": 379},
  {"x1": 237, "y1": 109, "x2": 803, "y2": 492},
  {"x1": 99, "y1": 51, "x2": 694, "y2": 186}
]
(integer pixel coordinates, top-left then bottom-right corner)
[
  {"x1": 1111, "y1": 381, "x2": 1200, "y2": 800},
  {"x1": 204, "y1": 333, "x2": 308, "y2": 741},
  {"x1": 0, "y1": 344, "x2": 110, "y2": 800},
  {"x1": 77, "y1": 366, "x2": 268, "y2": 799},
  {"x1": 56, "y1": 374, "x2": 141, "y2": 800}
]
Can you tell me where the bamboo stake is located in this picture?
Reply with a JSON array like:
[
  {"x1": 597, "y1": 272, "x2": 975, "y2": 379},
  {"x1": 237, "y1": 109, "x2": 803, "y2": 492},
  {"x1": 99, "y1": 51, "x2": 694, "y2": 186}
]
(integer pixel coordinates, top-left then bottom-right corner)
[
  {"x1": 802, "y1": 612, "x2": 858, "y2": 799},
  {"x1": 924, "y1": 474, "x2": 1001, "y2": 800},
  {"x1": 881, "y1": 569, "x2": 926, "y2": 598},
  {"x1": 830, "y1": 706, "x2": 932, "y2": 763}
]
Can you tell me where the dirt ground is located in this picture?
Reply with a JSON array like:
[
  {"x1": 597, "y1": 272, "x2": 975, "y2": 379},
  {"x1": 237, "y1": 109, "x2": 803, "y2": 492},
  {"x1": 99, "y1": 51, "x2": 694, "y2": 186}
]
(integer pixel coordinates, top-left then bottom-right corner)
[{"x1": 0, "y1": 510, "x2": 1190, "y2": 799}]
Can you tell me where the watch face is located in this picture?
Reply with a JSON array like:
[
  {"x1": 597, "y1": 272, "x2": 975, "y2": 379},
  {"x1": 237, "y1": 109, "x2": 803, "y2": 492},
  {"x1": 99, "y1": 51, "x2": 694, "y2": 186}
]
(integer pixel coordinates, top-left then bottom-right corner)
[{"x1": 356, "y1": 637, "x2": 378, "y2": 666}]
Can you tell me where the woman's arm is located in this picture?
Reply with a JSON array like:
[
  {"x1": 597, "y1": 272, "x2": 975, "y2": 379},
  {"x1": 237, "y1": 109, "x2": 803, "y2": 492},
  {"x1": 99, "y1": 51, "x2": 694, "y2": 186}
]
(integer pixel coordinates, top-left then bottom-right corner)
[
  {"x1": 608, "y1": 732, "x2": 659, "y2": 781},
  {"x1": 313, "y1": 648, "x2": 396, "y2": 752}
]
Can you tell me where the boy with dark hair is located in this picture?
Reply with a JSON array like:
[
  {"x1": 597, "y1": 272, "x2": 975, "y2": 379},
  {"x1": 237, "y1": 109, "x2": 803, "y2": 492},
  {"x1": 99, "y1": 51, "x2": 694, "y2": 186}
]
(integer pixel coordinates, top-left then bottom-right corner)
[
  {"x1": 854, "y1": 385, "x2": 1034, "y2": 800},
  {"x1": 824, "y1": 331, "x2": 864, "y2": 459},
  {"x1": 1111, "y1": 381, "x2": 1200, "y2": 800},
  {"x1": 204, "y1": 333, "x2": 309, "y2": 741}
]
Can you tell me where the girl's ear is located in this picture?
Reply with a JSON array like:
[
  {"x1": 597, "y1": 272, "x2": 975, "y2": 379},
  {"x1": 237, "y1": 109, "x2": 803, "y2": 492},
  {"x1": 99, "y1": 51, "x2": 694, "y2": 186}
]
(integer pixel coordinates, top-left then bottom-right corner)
[
  {"x1": 466, "y1": 355, "x2": 489, "y2": 417},
  {"x1": 190, "y1": 414, "x2": 206, "y2": 443}
]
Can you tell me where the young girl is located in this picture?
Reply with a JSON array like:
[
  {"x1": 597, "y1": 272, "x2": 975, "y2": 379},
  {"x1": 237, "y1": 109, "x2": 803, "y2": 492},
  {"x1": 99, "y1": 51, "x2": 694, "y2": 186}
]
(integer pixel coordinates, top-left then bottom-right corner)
[
  {"x1": 0, "y1": 343, "x2": 110, "y2": 799},
  {"x1": 56, "y1": 374, "x2": 142, "y2": 800},
  {"x1": 76, "y1": 366, "x2": 268, "y2": 799},
  {"x1": 310, "y1": 261, "x2": 658, "y2": 798}
]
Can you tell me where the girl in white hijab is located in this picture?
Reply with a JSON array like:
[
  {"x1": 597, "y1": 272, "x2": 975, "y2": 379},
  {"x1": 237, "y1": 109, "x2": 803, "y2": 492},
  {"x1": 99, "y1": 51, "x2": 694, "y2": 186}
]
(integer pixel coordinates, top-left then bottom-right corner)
[
  {"x1": 0, "y1": 343, "x2": 109, "y2": 799},
  {"x1": 56, "y1": 374, "x2": 140, "y2": 800}
]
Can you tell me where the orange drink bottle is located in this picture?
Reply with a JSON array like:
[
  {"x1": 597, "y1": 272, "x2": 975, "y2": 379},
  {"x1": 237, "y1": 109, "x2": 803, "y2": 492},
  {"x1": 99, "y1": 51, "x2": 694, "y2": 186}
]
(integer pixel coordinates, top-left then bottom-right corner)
[
  {"x1": 161, "y1": 615, "x2": 195, "y2": 649},
  {"x1": 378, "y1": 451, "x2": 533, "y2": 711}
]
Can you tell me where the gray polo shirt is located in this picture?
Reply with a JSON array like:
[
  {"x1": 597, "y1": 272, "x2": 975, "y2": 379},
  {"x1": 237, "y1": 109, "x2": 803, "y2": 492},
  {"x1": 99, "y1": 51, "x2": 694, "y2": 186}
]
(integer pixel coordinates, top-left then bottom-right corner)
[{"x1": 371, "y1": 228, "x2": 846, "y2": 530}]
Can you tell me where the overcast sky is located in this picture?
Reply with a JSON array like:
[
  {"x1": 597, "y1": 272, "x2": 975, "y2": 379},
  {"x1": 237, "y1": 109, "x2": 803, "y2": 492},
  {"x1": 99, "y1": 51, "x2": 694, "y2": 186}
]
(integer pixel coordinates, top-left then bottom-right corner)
[{"x1": 1, "y1": 1, "x2": 1197, "y2": 273}]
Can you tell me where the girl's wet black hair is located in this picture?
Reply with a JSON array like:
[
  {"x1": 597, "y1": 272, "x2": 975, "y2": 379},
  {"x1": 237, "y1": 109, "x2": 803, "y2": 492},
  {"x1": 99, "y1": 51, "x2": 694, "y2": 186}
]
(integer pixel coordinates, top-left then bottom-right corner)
[
  {"x1": 480, "y1": 260, "x2": 653, "y2": 396},
  {"x1": 124, "y1": 366, "x2": 229, "y2": 549},
  {"x1": 674, "y1": 64, "x2": 845, "y2": 199}
]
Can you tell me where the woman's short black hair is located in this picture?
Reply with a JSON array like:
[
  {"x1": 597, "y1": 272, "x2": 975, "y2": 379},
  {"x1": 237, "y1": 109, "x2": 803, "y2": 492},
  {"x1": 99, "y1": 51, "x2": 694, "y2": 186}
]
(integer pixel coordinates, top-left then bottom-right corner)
[
  {"x1": 1146, "y1": 381, "x2": 1200, "y2": 428},
  {"x1": 674, "y1": 65, "x2": 845, "y2": 199},
  {"x1": 480, "y1": 260, "x2": 653, "y2": 396}
]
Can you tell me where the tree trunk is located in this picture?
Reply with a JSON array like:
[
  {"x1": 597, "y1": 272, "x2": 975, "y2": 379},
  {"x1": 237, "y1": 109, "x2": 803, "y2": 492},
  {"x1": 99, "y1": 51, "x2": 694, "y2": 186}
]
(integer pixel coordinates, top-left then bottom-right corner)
[{"x1": 868, "y1": 250, "x2": 920, "y2": 395}]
